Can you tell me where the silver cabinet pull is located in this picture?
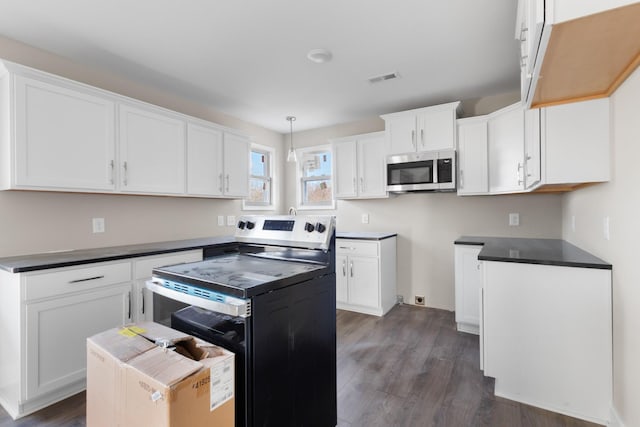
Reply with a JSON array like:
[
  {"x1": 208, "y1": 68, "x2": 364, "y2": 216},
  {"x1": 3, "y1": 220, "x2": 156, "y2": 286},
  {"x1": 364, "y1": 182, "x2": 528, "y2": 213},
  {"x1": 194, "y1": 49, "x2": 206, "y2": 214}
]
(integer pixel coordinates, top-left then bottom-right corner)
[
  {"x1": 69, "y1": 275, "x2": 104, "y2": 284},
  {"x1": 517, "y1": 162, "x2": 524, "y2": 186},
  {"x1": 338, "y1": 246, "x2": 355, "y2": 250},
  {"x1": 360, "y1": 177, "x2": 365, "y2": 192},
  {"x1": 421, "y1": 129, "x2": 425, "y2": 147},
  {"x1": 123, "y1": 161, "x2": 128, "y2": 186},
  {"x1": 519, "y1": 25, "x2": 528, "y2": 42},
  {"x1": 219, "y1": 173, "x2": 223, "y2": 192},
  {"x1": 225, "y1": 174, "x2": 230, "y2": 192},
  {"x1": 342, "y1": 259, "x2": 346, "y2": 277},
  {"x1": 141, "y1": 288, "x2": 145, "y2": 315},
  {"x1": 109, "y1": 160, "x2": 114, "y2": 184},
  {"x1": 128, "y1": 291, "x2": 132, "y2": 320},
  {"x1": 353, "y1": 177, "x2": 356, "y2": 192},
  {"x1": 350, "y1": 261, "x2": 354, "y2": 278},
  {"x1": 411, "y1": 130, "x2": 416, "y2": 150}
]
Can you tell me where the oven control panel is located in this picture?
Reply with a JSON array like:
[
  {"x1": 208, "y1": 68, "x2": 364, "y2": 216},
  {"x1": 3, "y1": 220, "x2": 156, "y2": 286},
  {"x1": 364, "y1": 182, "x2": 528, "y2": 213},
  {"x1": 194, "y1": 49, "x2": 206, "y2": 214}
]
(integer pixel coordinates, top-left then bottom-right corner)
[{"x1": 235, "y1": 215, "x2": 335, "y2": 250}]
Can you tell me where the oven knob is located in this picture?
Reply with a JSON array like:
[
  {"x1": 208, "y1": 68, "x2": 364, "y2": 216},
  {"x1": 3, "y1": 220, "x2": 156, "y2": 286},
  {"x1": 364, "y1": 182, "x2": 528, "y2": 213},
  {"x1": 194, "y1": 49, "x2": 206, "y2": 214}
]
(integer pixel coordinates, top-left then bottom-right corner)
[
  {"x1": 315, "y1": 222, "x2": 326, "y2": 233},
  {"x1": 237, "y1": 221, "x2": 246, "y2": 230},
  {"x1": 304, "y1": 222, "x2": 315, "y2": 232},
  {"x1": 246, "y1": 221, "x2": 255, "y2": 230}
]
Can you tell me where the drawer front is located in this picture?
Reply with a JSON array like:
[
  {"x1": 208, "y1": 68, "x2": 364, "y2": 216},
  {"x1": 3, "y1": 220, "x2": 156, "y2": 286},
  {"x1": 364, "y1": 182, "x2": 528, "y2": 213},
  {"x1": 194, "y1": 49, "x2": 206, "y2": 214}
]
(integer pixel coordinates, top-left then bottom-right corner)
[
  {"x1": 336, "y1": 240, "x2": 378, "y2": 257},
  {"x1": 24, "y1": 262, "x2": 132, "y2": 301},
  {"x1": 133, "y1": 250, "x2": 202, "y2": 279}
]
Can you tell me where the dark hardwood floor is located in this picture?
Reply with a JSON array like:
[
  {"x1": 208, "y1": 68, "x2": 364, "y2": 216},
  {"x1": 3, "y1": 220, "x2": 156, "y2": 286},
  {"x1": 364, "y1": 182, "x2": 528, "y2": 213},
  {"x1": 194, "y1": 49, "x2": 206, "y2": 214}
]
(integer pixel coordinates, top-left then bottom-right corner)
[{"x1": 0, "y1": 305, "x2": 602, "y2": 426}]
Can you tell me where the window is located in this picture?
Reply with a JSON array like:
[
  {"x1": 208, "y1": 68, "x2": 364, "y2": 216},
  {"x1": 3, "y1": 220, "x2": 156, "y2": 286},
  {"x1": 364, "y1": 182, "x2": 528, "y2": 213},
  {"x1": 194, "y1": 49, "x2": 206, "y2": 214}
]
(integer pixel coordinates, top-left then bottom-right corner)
[
  {"x1": 243, "y1": 144, "x2": 275, "y2": 210},
  {"x1": 296, "y1": 145, "x2": 334, "y2": 209}
]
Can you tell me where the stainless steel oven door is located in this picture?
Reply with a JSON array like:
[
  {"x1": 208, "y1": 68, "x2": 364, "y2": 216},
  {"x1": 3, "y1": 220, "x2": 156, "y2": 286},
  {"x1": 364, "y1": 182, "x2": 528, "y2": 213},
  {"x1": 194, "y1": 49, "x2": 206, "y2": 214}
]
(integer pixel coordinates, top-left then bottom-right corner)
[{"x1": 146, "y1": 278, "x2": 251, "y2": 321}]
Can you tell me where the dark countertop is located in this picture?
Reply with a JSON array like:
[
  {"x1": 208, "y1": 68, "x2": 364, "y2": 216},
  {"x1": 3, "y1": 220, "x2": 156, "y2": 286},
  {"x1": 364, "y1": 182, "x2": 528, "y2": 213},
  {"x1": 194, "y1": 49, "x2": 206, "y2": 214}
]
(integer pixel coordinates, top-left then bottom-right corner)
[
  {"x1": 454, "y1": 236, "x2": 611, "y2": 270},
  {"x1": 337, "y1": 231, "x2": 397, "y2": 241},
  {"x1": 0, "y1": 236, "x2": 237, "y2": 273}
]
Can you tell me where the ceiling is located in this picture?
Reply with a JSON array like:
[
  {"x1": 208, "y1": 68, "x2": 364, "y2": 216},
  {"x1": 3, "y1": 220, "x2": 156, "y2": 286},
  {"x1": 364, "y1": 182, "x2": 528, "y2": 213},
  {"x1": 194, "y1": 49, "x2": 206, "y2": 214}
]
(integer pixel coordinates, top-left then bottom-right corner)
[{"x1": 0, "y1": 0, "x2": 520, "y2": 133}]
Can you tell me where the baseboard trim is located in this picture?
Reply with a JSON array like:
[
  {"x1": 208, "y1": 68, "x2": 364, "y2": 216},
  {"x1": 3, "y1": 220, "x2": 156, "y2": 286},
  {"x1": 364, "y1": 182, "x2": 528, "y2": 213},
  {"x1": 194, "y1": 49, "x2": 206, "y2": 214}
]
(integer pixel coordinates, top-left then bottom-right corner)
[{"x1": 609, "y1": 406, "x2": 624, "y2": 427}]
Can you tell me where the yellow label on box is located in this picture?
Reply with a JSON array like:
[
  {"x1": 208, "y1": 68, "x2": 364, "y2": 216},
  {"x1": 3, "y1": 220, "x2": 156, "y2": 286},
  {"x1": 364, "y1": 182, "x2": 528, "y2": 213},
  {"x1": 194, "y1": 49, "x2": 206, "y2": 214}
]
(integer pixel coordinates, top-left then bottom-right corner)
[{"x1": 119, "y1": 326, "x2": 147, "y2": 338}]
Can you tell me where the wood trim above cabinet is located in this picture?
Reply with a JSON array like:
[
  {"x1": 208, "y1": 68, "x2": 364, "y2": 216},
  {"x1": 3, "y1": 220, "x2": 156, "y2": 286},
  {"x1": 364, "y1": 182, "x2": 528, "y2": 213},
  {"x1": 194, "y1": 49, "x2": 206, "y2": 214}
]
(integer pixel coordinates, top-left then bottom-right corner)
[{"x1": 532, "y1": 3, "x2": 640, "y2": 108}]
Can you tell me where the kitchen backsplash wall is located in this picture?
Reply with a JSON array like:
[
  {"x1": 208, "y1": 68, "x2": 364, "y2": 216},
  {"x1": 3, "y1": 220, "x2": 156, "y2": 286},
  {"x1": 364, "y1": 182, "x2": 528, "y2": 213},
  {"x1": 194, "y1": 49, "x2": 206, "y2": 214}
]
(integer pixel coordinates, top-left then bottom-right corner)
[
  {"x1": 0, "y1": 36, "x2": 285, "y2": 257},
  {"x1": 561, "y1": 67, "x2": 640, "y2": 427}
]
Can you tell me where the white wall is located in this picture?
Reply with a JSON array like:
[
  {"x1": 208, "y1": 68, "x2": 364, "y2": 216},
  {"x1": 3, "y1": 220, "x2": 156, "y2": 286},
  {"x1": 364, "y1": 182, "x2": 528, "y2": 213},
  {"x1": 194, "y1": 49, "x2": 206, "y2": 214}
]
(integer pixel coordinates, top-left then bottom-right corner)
[
  {"x1": 562, "y1": 68, "x2": 640, "y2": 427},
  {"x1": 0, "y1": 36, "x2": 284, "y2": 257}
]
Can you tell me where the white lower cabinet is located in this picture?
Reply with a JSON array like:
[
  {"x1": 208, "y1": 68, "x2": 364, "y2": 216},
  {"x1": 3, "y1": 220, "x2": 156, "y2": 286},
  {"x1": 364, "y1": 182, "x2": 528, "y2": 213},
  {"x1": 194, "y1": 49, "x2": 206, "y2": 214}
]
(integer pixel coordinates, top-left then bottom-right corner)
[
  {"x1": 482, "y1": 260, "x2": 612, "y2": 424},
  {"x1": 336, "y1": 237, "x2": 397, "y2": 316},
  {"x1": 454, "y1": 244, "x2": 482, "y2": 334},
  {"x1": 0, "y1": 248, "x2": 202, "y2": 419},
  {"x1": 25, "y1": 283, "x2": 131, "y2": 400}
]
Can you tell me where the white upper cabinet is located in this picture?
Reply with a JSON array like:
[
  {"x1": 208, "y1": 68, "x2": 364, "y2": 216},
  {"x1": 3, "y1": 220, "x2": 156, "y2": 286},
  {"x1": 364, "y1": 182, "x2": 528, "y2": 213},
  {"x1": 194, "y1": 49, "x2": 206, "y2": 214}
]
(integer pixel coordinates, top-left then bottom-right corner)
[
  {"x1": 332, "y1": 131, "x2": 387, "y2": 199},
  {"x1": 457, "y1": 117, "x2": 489, "y2": 196},
  {"x1": 119, "y1": 103, "x2": 186, "y2": 195},
  {"x1": 523, "y1": 108, "x2": 541, "y2": 189},
  {"x1": 518, "y1": 0, "x2": 640, "y2": 108},
  {"x1": 0, "y1": 59, "x2": 251, "y2": 199},
  {"x1": 381, "y1": 102, "x2": 461, "y2": 155},
  {"x1": 541, "y1": 98, "x2": 610, "y2": 186},
  {"x1": 187, "y1": 123, "x2": 224, "y2": 196},
  {"x1": 8, "y1": 74, "x2": 116, "y2": 191},
  {"x1": 222, "y1": 132, "x2": 250, "y2": 198},
  {"x1": 488, "y1": 104, "x2": 525, "y2": 194}
]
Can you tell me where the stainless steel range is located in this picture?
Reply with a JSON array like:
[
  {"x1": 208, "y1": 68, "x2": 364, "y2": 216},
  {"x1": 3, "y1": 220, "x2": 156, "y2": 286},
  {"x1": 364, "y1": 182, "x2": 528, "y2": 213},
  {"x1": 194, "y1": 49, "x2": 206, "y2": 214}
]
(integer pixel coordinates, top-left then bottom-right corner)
[{"x1": 146, "y1": 215, "x2": 337, "y2": 427}]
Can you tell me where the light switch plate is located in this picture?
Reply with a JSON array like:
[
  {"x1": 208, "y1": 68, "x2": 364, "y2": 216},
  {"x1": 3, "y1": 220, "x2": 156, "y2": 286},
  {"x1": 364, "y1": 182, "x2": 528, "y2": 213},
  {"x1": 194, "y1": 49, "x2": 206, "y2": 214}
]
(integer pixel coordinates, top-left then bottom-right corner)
[
  {"x1": 227, "y1": 215, "x2": 236, "y2": 227},
  {"x1": 217, "y1": 215, "x2": 225, "y2": 226},
  {"x1": 509, "y1": 213, "x2": 520, "y2": 226},
  {"x1": 92, "y1": 217, "x2": 105, "y2": 233},
  {"x1": 361, "y1": 213, "x2": 369, "y2": 224}
]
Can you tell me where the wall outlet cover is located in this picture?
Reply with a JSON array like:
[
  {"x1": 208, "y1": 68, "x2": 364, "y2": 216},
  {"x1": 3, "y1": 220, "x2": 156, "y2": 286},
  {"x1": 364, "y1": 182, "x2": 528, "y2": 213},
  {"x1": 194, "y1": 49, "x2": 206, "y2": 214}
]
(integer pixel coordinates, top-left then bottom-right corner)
[
  {"x1": 415, "y1": 295, "x2": 425, "y2": 306},
  {"x1": 92, "y1": 217, "x2": 105, "y2": 233},
  {"x1": 227, "y1": 215, "x2": 236, "y2": 227},
  {"x1": 509, "y1": 213, "x2": 520, "y2": 226},
  {"x1": 217, "y1": 215, "x2": 225, "y2": 226}
]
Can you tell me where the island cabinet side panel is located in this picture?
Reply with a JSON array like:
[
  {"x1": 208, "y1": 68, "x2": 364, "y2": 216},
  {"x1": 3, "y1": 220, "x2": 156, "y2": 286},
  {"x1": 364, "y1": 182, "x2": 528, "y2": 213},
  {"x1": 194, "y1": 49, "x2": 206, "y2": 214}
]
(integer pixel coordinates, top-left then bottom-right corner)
[
  {"x1": 482, "y1": 260, "x2": 612, "y2": 424},
  {"x1": 0, "y1": 271, "x2": 23, "y2": 419}
]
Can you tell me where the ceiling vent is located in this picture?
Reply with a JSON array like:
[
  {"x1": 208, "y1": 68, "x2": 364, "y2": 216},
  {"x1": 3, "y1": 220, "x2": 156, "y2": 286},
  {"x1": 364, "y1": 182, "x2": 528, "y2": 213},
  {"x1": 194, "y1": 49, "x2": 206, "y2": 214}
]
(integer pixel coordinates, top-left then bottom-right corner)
[{"x1": 367, "y1": 71, "x2": 400, "y2": 84}]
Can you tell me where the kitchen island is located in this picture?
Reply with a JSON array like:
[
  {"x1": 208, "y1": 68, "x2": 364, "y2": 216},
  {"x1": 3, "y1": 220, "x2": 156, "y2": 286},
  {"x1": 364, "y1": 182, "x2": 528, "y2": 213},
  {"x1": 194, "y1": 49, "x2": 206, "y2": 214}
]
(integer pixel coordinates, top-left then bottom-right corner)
[{"x1": 454, "y1": 236, "x2": 612, "y2": 425}]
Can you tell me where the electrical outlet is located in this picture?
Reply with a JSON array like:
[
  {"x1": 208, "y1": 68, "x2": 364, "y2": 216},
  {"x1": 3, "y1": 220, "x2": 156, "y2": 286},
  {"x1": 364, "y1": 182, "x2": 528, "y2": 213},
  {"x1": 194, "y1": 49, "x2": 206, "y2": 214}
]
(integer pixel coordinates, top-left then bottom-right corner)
[
  {"x1": 92, "y1": 217, "x2": 105, "y2": 233},
  {"x1": 509, "y1": 213, "x2": 520, "y2": 226},
  {"x1": 217, "y1": 215, "x2": 225, "y2": 226},
  {"x1": 361, "y1": 213, "x2": 369, "y2": 224},
  {"x1": 227, "y1": 215, "x2": 236, "y2": 227},
  {"x1": 414, "y1": 295, "x2": 425, "y2": 306}
]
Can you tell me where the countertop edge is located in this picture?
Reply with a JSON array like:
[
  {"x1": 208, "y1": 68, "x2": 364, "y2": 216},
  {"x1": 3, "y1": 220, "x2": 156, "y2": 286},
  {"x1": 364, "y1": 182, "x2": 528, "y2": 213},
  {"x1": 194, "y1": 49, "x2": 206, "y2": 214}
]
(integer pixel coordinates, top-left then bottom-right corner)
[{"x1": 336, "y1": 232, "x2": 398, "y2": 241}]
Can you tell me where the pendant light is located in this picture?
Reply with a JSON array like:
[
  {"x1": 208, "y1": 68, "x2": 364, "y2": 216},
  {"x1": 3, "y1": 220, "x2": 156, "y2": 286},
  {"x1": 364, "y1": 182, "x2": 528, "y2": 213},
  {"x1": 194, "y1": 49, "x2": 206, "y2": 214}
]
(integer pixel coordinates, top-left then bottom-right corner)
[{"x1": 286, "y1": 116, "x2": 297, "y2": 163}]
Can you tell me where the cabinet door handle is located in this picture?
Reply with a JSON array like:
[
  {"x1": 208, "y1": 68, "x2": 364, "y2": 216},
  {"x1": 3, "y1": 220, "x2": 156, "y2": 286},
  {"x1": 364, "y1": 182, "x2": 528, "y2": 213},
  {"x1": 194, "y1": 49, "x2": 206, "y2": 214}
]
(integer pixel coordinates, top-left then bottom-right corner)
[
  {"x1": 421, "y1": 129, "x2": 425, "y2": 148},
  {"x1": 517, "y1": 162, "x2": 524, "y2": 185},
  {"x1": 141, "y1": 289, "x2": 145, "y2": 315},
  {"x1": 68, "y1": 275, "x2": 104, "y2": 284},
  {"x1": 128, "y1": 291, "x2": 132, "y2": 320},
  {"x1": 519, "y1": 25, "x2": 528, "y2": 42},
  {"x1": 225, "y1": 174, "x2": 230, "y2": 192},
  {"x1": 123, "y1": 161, "x2": 128, "y2": 186},
  {"x1": 353, "y1": 177, "x2": 357, "y2": 192},
  {"x1": 109, "y1": 160, "x2": 115, "y2": 185},
  {"x1": 411, "y1": 130, "x2": 416, "y2": 150},
  {"x1": 360, "y1": 177, "x2": 365, "y2": 192},
  {"x1": 459, "y1": 169, "x2": 464, "y2": 189},
  {"x1": 342, "y1": 259, "x2": 346, "y2": 277},
  {"x1": 339, "y1": 246, "x2": 355, "y2": 250},
  {"x1": 520, "y1": 55, "x2": 528, "y2": 68},
  {"x1": 350, "y1": 261, "x2": 354, "y2": 278},
  {"x1": 219, "y1": 173, "x2": 223, "y2": 192}
]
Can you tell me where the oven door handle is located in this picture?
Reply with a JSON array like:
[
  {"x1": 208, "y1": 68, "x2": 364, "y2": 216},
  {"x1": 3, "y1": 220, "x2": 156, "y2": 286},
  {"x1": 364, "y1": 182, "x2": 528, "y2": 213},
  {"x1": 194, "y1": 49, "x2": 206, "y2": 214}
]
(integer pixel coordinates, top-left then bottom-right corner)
[{"x1": 146, "y1": 279, "x2": 251, "y2": 318}]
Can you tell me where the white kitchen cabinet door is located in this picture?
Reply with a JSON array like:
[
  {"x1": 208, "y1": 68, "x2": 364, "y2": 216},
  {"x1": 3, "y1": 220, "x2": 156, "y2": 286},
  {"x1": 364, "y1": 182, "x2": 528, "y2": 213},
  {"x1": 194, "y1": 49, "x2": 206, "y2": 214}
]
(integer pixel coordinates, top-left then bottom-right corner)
[
  {"x1": 357, "y1": 133, "x2": 387, "y2": 198},
  {"x1": 347, "y1": 256, "x2": 380, "y2": 309},
  {"x1": 457, "y1": 118, "x2": 489, "y2": 195},
  {"x1": 187, "y1": 123, "x2": 224, "y2": 196},
  {"x1": 119, "y1": 103, "x2": 186, "y2": 195},
  {"x1": 24, "y1": 283, "x2": 131, "y2": 400},
  {"x1": 13, "y1": 75, "x2": 116, "y2": 191},
  {"x1": 222, "y1": 132, "x2": 250, "y2": 198},
  {"x1": 418, "y1": 108, "x2": 456, "y2": 152},
  {"x1": 524, "y1": 108, "x2": 541, "y2": 189},
  {"x1": 332, "y1": 139, "x2": 358, "y2": 198},
  {"x1": 385, "y1": 114, "x2": 417, "y2": 154},
  {"x1": 454, "y1": 245, "x2": 483, "y2": 334},
  {"x1": 488, "y1": 104, "x2": 525, "y2": 194},
  {"x1": 336, "y1": 254, "x2": 349, "y2": 304}
]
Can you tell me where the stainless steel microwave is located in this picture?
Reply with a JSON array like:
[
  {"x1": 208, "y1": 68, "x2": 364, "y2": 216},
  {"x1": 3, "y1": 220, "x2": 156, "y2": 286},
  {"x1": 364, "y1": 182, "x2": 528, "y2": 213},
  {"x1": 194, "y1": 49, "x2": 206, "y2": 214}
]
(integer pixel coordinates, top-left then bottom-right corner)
[{"x1": 386, "y1": 149, "x2": 456, "y2": 192}]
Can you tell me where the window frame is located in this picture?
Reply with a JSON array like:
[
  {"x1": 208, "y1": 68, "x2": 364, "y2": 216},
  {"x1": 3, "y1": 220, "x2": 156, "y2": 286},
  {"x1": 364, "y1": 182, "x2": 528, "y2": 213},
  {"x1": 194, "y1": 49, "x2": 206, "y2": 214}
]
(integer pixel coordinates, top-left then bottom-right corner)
[
  {"x1": 243, "y1": 143, "x2": 276, "y2": 211},
  {"x1": 295, "y1": 144, "x2": 336, "y2": 210}
]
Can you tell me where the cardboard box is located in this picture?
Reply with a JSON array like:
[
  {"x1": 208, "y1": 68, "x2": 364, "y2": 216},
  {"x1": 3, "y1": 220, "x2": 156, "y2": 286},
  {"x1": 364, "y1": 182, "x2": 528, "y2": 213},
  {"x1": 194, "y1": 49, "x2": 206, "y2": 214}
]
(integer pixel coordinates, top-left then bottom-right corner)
[{"x1": 87, "y1": 322, "x2": 234, "y2": 427}]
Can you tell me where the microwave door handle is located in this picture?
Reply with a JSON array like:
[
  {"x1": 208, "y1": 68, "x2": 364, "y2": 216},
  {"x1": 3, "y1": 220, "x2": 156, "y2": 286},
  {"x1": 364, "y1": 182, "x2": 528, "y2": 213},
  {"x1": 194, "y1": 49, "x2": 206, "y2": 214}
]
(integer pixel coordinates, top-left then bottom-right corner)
[{"x1": 433, "y1": 158, "x2": 439, "y2": 187}]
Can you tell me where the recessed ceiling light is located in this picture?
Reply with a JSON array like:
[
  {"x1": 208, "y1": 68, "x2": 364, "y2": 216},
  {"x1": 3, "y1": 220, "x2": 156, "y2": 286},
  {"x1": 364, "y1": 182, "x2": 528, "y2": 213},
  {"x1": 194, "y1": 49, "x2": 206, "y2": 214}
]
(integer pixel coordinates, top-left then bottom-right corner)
[{"x1": 307, "y1": 49, "x2": 333, "y2": 64}]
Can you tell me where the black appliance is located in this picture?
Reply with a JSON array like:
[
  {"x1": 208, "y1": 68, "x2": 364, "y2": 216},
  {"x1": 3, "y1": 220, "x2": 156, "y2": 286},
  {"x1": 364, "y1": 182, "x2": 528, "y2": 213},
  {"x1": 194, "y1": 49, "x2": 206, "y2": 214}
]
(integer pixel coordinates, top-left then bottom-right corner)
[{"x1": 147, "y1": 215, "x2": 337, "y2": 427}]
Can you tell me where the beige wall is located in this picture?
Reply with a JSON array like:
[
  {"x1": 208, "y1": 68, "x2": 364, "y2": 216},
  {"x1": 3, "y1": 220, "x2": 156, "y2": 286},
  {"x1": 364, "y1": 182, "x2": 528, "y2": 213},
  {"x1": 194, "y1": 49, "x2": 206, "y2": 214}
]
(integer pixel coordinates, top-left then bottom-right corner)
[
  {"x1": 0, "y1": 36, "x2": 285, "y2": 257},
  {"x1": 562, "y1": 68, "x2": 640, "y2": 426},
  {"x1": 284, "y1": 92, "x2": 562, "y2": 310}
]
